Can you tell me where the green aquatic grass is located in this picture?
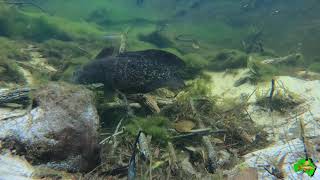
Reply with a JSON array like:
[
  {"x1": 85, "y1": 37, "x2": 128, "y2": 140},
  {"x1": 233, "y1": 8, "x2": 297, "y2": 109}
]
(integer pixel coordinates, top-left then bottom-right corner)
[
  {"x1": 0, "y1": 37, "x2": 29, "y2": 61},
  {"x1": 0, "y1": 58, "x2": 25, "y2": 83},
  {"x1": 126, "y1": 116, "x2": 170, "y2": 144}
]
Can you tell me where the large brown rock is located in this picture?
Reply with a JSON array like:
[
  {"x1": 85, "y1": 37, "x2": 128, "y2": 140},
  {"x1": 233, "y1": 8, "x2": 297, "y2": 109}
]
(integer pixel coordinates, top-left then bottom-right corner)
[{"x1": 0, "y1": 82, "x2": 100, "y2": 172}]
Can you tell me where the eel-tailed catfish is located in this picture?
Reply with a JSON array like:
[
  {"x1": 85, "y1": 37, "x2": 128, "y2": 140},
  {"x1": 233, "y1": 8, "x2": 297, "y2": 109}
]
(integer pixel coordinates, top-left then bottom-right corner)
[{"x1": 74, "y1": 48, "x2": 185, "y2": 93}]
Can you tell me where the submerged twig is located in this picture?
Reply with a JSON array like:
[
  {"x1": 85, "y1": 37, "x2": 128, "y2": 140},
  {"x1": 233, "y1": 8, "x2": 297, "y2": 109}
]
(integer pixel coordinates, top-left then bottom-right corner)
[
  {"x1": 172, "y1": 129, "x2": 226, "y2": 139},
  {"x1": 269, "y1": 79, "x2": 275, "y2": 112}
]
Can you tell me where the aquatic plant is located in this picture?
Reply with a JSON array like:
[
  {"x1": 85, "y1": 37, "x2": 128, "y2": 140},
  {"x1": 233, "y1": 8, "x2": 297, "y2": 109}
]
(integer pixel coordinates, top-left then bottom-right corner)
[
  {"x1": 125, "y1": 116, "x2": 170, "y2": 144},
  {"x1": 0, "y1": 59, "x2": 25, "y2": 84},
  {"x1": 0, "y1": 37, "x2": 30, "y2": 61}
]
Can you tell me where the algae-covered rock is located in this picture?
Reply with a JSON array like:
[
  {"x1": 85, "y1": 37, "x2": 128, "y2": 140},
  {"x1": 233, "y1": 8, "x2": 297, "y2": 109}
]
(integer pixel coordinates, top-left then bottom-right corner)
[{"x1": 0, "y1": 82, "x2": 100, "y2": 172}]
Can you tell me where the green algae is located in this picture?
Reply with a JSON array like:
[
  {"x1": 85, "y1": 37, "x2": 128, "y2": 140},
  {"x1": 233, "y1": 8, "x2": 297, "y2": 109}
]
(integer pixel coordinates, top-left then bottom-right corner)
[
  {"x1": 126, "y1": 116, "x2": 170, "y2": 144},
  {"x1": 0, "y1": 59, "x2": 25, "y2": 84}
]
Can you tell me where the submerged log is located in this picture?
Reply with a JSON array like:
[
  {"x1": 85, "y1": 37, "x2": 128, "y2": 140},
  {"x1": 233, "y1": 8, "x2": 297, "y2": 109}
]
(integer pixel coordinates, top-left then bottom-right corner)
[{"x1": 0, "y1": 88, "x2": 30, "y2": 105}]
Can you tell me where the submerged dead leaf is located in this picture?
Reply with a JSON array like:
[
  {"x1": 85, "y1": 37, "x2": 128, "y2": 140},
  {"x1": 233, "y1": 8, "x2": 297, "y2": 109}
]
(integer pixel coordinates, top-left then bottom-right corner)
[{"x1": 174, "y1": 120, "x2": 196, "y2": 133}]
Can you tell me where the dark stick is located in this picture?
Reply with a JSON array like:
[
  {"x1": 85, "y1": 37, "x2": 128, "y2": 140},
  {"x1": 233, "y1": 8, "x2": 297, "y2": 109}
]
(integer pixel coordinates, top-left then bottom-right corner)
[{"x1": 269, "y1": 79, "x2": 275, "y2": 112}]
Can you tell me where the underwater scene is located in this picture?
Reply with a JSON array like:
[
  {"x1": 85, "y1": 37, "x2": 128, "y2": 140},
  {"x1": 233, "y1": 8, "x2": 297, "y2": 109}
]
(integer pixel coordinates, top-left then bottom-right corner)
[{"x1": 1, "y1": 0, "x2": 320, "y2": 179}]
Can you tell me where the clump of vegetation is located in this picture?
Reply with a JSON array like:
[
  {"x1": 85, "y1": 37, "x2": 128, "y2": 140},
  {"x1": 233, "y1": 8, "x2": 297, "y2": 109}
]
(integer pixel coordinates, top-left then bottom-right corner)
[
  {"x1": 255, "y1": 84, "x2": 304, "y2": 113},
  {"x1": 125, "y1": 116, "x2": 170, "y2": 144},
  {"x1": 0, "y1": 37, "x2": 30, "y2": 61},
  {"x1": 177, "y1": 77, "x2": 215, "y2": 104},
  {"x1": 0, "y1": 59, "x2": 25, "y2": 83},
  {"x1": 208, "y1": 49, "x2": 248, "y2": 71}
]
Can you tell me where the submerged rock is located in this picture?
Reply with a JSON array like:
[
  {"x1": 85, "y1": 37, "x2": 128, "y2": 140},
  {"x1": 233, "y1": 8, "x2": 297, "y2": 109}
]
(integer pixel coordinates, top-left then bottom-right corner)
[
  {"x1": 0, "y1": 82, "x2": 100, "y2": 172},
  {"x1": 0, "y1": 152, "x2": 34, "y2": 180},
  {"x1": 74, "y1": 49, "x2": 185, "y2": 93}
]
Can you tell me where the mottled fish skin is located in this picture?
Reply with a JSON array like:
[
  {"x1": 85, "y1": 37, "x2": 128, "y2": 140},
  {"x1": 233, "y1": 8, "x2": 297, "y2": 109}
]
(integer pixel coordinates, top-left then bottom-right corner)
[{"x1": 74, "y1": 49, "x2": 185, "y2": 93}]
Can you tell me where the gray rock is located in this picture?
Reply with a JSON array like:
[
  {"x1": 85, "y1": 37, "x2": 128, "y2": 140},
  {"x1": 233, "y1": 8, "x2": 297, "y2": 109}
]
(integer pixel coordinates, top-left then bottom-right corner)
[{"x1": 0, "y1": 82, "x2": 100, "y2": 172}]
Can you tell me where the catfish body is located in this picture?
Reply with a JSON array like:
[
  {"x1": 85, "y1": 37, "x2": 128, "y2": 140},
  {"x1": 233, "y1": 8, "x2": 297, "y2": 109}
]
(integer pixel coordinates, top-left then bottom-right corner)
[{"x1": 74, "y1": 49, "x2": 185, "y2": 93}]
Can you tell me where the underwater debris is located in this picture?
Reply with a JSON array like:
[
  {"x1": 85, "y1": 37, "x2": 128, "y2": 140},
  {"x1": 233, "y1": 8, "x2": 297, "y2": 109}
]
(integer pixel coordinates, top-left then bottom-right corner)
[{"x1": 74, "y1": 49, "x2": 186, "y2": 93}]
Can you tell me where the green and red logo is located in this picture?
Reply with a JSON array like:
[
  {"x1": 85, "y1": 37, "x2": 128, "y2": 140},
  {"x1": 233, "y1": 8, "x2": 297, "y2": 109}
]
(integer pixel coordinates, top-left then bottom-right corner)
[{"x1": 293, "y1": 158, "x2": 317, "y2": 177}]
